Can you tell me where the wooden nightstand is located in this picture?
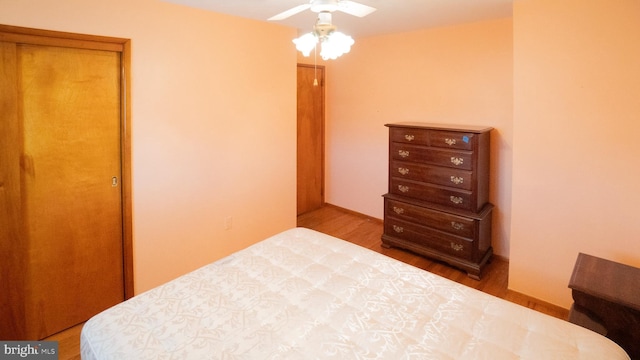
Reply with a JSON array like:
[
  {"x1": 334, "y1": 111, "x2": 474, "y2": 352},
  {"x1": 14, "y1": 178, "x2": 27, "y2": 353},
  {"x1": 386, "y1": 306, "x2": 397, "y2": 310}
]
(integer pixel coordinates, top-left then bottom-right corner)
[{"x1": 568, "y1": 253, "x2": 640, "y2": 359}]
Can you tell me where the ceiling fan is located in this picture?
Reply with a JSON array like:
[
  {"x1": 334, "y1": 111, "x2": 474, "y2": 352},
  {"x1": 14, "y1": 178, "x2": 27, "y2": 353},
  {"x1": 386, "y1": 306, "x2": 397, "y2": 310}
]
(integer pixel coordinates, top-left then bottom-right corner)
[{"x1": 268, "y1": 0, "x2": 377, "y2": 21}]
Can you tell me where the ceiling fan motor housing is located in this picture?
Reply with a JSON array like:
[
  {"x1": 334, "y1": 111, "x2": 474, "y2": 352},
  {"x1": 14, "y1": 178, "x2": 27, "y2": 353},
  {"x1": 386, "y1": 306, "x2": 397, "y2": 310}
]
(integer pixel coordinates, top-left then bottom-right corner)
[
  {"x1": 310, "y1": 0, "x2": 339, "y2": 13},
  {"x1": 317, "y1": 11, "x2": 333, "y2": 25},
  {"x1": 314, "y1": 11, "x2": 336, "y2": 37}
]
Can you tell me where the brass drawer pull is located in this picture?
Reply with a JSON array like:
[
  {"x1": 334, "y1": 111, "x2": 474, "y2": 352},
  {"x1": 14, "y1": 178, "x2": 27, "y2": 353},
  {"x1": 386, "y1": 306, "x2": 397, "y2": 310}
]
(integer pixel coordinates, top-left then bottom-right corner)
[
  {"x1": 450, "y1": 157, "x2": 464, "y2": 166},
  {"x1": 451, "y1": 242, "x2": 464, "y2": 252},
  {"x1": 450, "y1": 176, "x2": 464, "y2": 185},
  {"x1": 393, "y1": 206, "x2": 405, "y2": 215},
  {"x1": 393, "y1": 225, "x2": 404, "y2": 233},
  {"x1": 398, "y1": 185, "x2": 409, "y2": 193},
  {"x1": 451, "y1": 222, "x2": 465, "y2": 231},
  {"x1": 398, "y1": 150, "x2": 410, "y2": 158},
  {"x1": 450, "y1": 196, "x2": 463, "y2": 204},
  {"x1": 404, "y1": 134, "x2": 415, "y2": 141},
  {"x1": 398, "y1": 167, "x2": 409, "y2": 175},
  {"x1": 445, "y1": 138, "x2": 457, "y2": 146}
]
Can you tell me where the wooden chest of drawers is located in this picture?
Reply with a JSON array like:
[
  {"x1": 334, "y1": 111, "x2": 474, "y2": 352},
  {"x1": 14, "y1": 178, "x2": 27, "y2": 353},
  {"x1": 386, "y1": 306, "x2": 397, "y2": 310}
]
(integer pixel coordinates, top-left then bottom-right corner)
[{"x1": 382, "y1": 122, "x2": 494, "y2": 279}]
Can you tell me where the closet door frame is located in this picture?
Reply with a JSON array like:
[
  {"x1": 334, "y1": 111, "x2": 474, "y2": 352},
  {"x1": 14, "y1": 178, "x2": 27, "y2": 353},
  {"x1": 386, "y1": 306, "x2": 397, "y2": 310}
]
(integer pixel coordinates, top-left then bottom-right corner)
[{"x1": 0, "y1": 24, "x2": 134, "y2": 299}]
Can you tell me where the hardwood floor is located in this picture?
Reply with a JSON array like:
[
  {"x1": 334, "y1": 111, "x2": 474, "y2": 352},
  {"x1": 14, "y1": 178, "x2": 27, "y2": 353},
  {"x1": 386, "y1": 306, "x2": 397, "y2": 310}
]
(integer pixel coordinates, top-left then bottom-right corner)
[{"x1": 46, "y1": 204, "x2": 569, "y2": 360}]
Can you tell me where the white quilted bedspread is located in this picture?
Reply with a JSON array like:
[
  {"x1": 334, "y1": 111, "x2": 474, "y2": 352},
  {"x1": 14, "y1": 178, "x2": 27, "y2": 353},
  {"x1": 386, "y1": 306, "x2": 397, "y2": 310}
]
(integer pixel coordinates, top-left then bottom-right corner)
[{"x1": 81, "y1": 228, "x2": 629, "y2": 359}]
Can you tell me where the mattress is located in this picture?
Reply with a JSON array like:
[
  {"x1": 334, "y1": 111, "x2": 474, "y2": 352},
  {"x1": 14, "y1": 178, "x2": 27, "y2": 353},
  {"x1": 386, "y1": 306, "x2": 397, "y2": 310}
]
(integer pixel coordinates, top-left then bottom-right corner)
[{"x1": 81, "y1": 227, "x2": 629, "y2": 359}]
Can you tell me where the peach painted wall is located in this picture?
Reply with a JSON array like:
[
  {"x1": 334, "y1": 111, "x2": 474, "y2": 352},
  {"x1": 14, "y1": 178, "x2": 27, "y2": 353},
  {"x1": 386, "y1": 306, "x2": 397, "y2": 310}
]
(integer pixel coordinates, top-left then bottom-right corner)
[
  {"x1": 317, "y1": 19, "x2": 514, "y2": 258},
  {"x1": 0, "y1": 0, "x2": 298, "y2": 293},
  {"x1": 511, "y1": 0, "x2": 640, "y2": 307}
]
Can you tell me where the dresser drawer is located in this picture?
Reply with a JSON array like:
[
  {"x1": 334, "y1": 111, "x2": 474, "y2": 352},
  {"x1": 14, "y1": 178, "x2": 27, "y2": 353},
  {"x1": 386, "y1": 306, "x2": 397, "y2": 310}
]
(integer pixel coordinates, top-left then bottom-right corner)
[
  {"x1": 385, "y1": 198, "x2": 475, "y2": 238},
  {"x1": 390, "y1": 127, "x2": 429, "y2": 145},
  {"x1": 390, "y1": 143, "x2": 473, "y2": 171},
  {"x1": 390, "y1": 160, "x2": 472, "y2": 191},
  {"x1": 384, "y1": 217, "x2": 474, "y2": 261},
  {"x1": 429, "y1": 131, "x2": 475, "y2": 151},
  {"x1": 390, "y1": 178, "x2": 477, "y2": 212}
]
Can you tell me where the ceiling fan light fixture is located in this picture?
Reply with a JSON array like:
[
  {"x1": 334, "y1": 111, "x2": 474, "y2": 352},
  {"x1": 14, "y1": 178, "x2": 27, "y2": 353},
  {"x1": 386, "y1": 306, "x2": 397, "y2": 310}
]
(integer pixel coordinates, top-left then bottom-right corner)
[
  {"x1": 320, "y1": 31, "x2": 354, "y2": 60},
  {"x1": 293, "y1": 11, "x2": 355, "y2": 60},
  {"x1": 272, "y1": 1, "x2": 373, "y2": 60},
  {"x1": 293, "y1": 30, "x2": 354, "y2": 60},
  {"x1": 292, "y1": 32, "x2": 318, "y2": 57}
]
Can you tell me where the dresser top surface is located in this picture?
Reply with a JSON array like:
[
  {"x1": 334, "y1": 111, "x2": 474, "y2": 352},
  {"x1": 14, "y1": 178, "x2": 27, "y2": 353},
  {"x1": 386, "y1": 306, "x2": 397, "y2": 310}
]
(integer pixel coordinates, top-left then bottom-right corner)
[
  {"x1": 569, "y1": 252, "x2": 640, "y2": 311},
  {"x1": 386, "y1": 122, "x2": 493, "y2": 133}
]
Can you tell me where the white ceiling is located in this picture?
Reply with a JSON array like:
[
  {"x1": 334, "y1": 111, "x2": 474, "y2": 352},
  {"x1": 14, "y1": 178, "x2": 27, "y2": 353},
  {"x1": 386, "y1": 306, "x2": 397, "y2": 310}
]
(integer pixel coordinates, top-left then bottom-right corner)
[{"x1": 163, "y1": 0, "x2": 513, "y2": 38}]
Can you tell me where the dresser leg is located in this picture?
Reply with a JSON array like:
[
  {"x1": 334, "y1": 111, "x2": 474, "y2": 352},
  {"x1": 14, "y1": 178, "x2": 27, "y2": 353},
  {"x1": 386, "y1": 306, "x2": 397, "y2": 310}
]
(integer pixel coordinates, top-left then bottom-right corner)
[{"x1": 467, "y1": 272, "x2": 481, "y2": 281}]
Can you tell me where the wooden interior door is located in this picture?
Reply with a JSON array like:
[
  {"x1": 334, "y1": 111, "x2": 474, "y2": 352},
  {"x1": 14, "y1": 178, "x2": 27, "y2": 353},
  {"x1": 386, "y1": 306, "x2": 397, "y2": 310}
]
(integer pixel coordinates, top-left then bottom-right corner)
[
  {"x1": 0, "y1": 26, "x2": 132, "y2": 340},
  {"x1": 297, "y1": 64, "x2": 325, "y2": 215}
]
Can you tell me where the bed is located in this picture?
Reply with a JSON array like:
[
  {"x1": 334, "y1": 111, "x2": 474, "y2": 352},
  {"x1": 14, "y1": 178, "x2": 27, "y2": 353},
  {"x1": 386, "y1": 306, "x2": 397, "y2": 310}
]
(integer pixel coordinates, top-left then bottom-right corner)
[{"x1": 81, "y1": 228, "x2": 629, "y2": 359}]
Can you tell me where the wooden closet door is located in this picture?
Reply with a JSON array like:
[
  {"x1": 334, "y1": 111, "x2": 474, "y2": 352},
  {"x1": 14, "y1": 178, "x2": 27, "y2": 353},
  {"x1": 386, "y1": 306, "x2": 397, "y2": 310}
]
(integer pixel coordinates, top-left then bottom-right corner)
[
  {"x1": 1, "y1": 42, "x2": 124, "y2": 339},
  {"x1": 0, "y1": 40, "x2": 26, "y2": 339},
  {"x1": 297, "y1": 64, "x2": 325, "y2": 215}
]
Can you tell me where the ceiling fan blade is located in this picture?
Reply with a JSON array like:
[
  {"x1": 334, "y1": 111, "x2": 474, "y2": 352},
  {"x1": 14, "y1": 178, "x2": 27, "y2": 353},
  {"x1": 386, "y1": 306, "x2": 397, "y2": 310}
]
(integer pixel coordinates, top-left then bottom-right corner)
[
  {"x1": 337, "y1": 0, "x2": 377, "y2": 17},
  {"x1": 268, "y1": 4, "x2": 311, "y2": 21}
]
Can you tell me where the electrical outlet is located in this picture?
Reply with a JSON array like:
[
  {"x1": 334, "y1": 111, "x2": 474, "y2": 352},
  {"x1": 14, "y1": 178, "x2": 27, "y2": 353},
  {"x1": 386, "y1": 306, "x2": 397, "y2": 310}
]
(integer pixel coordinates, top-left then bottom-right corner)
[{"x1": 224, "y1": 216, "x2": 232, "y2": 230}]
